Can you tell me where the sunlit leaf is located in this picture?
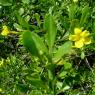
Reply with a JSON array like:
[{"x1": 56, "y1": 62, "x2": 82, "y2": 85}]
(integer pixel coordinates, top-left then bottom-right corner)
[
  {"x1": 44, "y1": 14, "x2": 57, "y2": 54},
  {"x1": 22, "y1": 31, "x2": 39, "y2": 56},
  {"x1": 64, "y1": 62, "x2": 72, "y2": 70},
  {"x1": 22, "y1": 31, "x2": 48, "y2": 57},
  {"x1": 54, "y1": 41, "x2": 72, "y2": 61}
]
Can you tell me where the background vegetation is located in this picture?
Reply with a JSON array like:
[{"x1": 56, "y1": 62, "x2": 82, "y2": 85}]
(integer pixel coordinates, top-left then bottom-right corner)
[{"x1": 0, "y1": 0, "x2": 95, "y2": 95}]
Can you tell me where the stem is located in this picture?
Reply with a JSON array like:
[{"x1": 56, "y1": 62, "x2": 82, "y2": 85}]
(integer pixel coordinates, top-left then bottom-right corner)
[
  {"x1": 52, "y1": 78, "x2": 56, "y2": 95},
  {"x1": 85, "y1": 57, "x2": 94, "y2": 74},
  {"x1": 80, "y1": 48, "x2": 94, "y2": 74}
]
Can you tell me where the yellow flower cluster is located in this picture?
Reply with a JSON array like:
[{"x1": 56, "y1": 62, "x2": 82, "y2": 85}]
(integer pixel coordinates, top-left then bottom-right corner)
[
  {"x1": 1, "y1": 25, "x2": 18, "y2": 36},
  {"x1": 69, "y1": 28, "x2": 91, "y2": 48}
]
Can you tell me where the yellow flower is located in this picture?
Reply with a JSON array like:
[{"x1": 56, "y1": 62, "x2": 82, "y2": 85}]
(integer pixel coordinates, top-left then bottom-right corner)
[
  {"x1": 1, "y1": 25, "x2": 10, "y2": 36},
  {"x1": 1, "y1": 25, "x2": 18, "y2": 36},
  {"x1": 69, "y1": 28, "x2": 91, "y2": 48}
]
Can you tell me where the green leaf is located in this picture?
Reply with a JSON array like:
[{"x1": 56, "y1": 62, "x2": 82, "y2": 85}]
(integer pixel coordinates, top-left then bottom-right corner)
[
  {"x1": 25, "y1": 15, "x2": 30, "y2": 22},
  {"x1": 26, "y1": 74, "x2": 46, "y2": 90},
  {"x1": 80, "y1": 5, "x2": 89, "y2": 26},
  {"x1": 81, "y1": 51, "x2": 85, "y2": 59},
  {"x1": 48, "y1": 70, "x2": 54, "y2": 80},
  {"x1": 54, "y1": 41, "x2": 72, "y2": 61},
  {"x1": 35, "y1": 13, "x2": 41, "y2": 27},
  {"x1": 18, "y1": 8, "x2": 24, "y2": 15},
  {"x1": 68, "y1": 4, "x2": 77, "y2": 20},
  {"x1": 59, "y1": 71, "x2": 67, "y2": 78},
  {"x1": 22, "y1": 31, "x2": 39, "y2": 56},
  {"x1": 29, "y1": 90, "x2": 42, "y2": 95},
  {"x1": 13, "y1": 23, "x2": 24, "y2": 31},
  {"x1": 22, "y1": 31, "x2": 47, "y2": 57},
  {"x1": 15, "y1": 12, "x2": 30, "y2": 30},
  {"x1": 0, "y1": 0, "x2": 12, "y2": 6},
  {"x1": 27, "y1": 78, "x2": 44, "y2": 89},
  {"x1": 44, "y1": 14, "x2": 57, "y2": 54},
  {"x1": 31, "y1": 32, "x2": 48, "y2": 55},
  {"x1": 21, "y1": 0, "x2": 30, "y2": 4},
  {"x1": 62, "y1": 85, "x2": 70, "y2": 91},
  {"x1": 58, "y1": 85, "x2": 70, "y2": 94},
  {"x1": 64, "y1": 62, "x2": 72, "y2": 70}
]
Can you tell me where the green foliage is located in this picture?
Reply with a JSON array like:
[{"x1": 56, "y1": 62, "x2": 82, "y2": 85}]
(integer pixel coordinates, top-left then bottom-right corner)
[
  {"x1": 54, "y1": 41, "x2": 72, "y2": 61},
  {"x1": 0, "y1": 0, "x2": 95, "y2": 95},
  {"x1": 21, "y1": 0, "x2": 30, "y2": 4},
  {"x1": 22, "y1": 31, "x2": 47, "y2": 57},
  {"x1": 22, "y1": 31, "x2": 39, "y2": 56},
  {"x1": 80, "y1": 5, "x2": 90, "y2": 27},
  {"x1": 0, "y1": 0, "x2": 12, "y2": 6},
  {"x1": 44, "y1": 14, "x2": 57, "y2": 54}
]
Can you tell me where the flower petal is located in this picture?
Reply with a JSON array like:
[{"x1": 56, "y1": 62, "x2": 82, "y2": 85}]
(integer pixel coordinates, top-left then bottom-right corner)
[
  {"x1": 69, "y1": 34, "x2": 80, "y2": 41},
  {"x1": 81, "y1": 30, "x2": 90, "y2": 37},
  {"x1": 1, "y1": 25, "x2": 10, "y2": 36},
  {"x1": 84, "y1": 37, "x2": 91, "y2": 45},
  {"x1": 3, "y1": 25, "x2": 8, "y2": 30},
  {"x1": 69, "y1": 35, "x2": 76, "y2": 41},
  {"x1": 74, "y1": 28, "x2": 82, "y2": 34},
  {"x1": 75, "y1": 39, "x2": 84, "y2": 48}
]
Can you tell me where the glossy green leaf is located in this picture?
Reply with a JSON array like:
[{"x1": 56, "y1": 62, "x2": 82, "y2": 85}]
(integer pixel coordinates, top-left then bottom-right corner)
[
  {"x1": 22, "y1": 31, "x2": 39, "y2": 56},
  {"x1": 54, "y1": 41, "x2": 72, "y2": 61},
  {"x1": 22, "y1": 31, "x2": 47, "y2": 57},
  {"x1": 44, "y1": 14, "x2": 57, "y2": 53},
  {"x1": 31, "y1": 32, "x2": 48, "y2": 55}
]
